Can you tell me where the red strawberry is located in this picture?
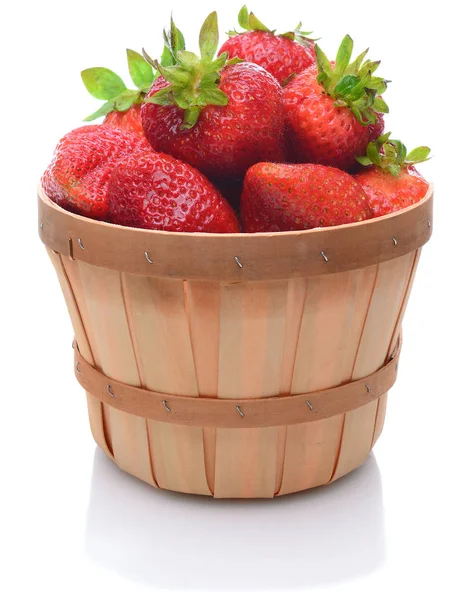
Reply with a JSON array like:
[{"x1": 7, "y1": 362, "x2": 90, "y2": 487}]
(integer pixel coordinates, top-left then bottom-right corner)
[
  {"x1": 367, "y1": 112, "x2": 385, "y2": 143},
  {"x1": 104, "y1": 104, "x2": 145, "y2": 137},
  {"x1": 108, "y1": 151, "x2": 240, "y2": 233},
  {"x1": 283, "y1": 35, "x2": 389, "y2": 171},
  {"x1": 41, "y1": 125, "x2": 145, "y2": 219},
  {"x1": 140, "y1": 12, "x2": 285, "y2": 179},
  {"x1": 241, "y1": 163, "x2": 373, "y2": 232},
  {"x1": 218, "y1": 6, "x2": 316, "y2": 84},
  {"x1": 354, "y1": 133, "x2": 430, "y2": 217}
]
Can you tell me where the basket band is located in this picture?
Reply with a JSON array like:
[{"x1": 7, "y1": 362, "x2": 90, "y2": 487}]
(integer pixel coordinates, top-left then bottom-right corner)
[
  {"x1": 38, "y1": 186, "x2": 433, "y2": 281},
  {"x1": 73, "y1": 335, "x2": 401, "y2": 428}
]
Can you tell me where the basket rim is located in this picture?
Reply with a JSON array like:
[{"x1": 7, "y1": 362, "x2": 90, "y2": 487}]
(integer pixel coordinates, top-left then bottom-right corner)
[
  {"x1": 38, "y1": 183, "x2": 433, "y2": 239},
  {"x1": 38, "y1": 184, "x2": 433, "y2": 281}
]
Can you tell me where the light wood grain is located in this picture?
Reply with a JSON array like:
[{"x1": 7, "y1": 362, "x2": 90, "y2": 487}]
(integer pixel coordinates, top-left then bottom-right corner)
[
  {"x1": 47, "y1": 249, "x2": 113, "y2": 458},
  {"x1": 218, "y1": 281, "x2": 289, "y2": 399},
  {"x1": 352, "y1": 252, "x2": 416, "y2": 379},
  {"x1": 292, "y1": 267, "x2": 378, "y2": 394},
  {"x1": 277, "y1": 416, "x2": 344, "y2": 495},
  {"x1": 214, "y1": 427, "x2": 280, "y2": 498},
  {"x1": 371, "y1": 394, "x2": 388, "y2": 448},
  {"x1": 65, "y1": 261, "x2": 157, "y2": 487},
  {"x1": 120, "y1": 274, "x2": 214, "y2": 493},
  {"x1": 330, "y1": 400, "x2": 379, "y2": 481},
  {"x1": 147, "y1": 422, "x2": 211, "y2": 495}
]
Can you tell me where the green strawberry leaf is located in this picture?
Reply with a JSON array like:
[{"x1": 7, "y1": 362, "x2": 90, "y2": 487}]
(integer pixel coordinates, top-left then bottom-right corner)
[
  {"x1": 356, "y1": 156, "x2": 373, "y2": 166},
  {"x1": 160, "y1": 45, "x2": 174, "y2": 68},
  {"x1": 316, "y1": 36, "x2": 389, "y2": 125},
  {"x1": 238, "y1": 5, "x2": 250, "y2": 29},
  {"x1": 177, "y1": 50, "x2": 200, "y2": 71},
  {"x1": 199, "y1": 70, "x2": 221, "y2": 90},
  {"x1": 183, "y1": 106, "x2": 202, "y2": 129},
  {"x1": 334, "y1": 74, "x2": 360, "y2": 98},
  {"x1": 199, "y1": 11, "x2": 219, "y2": 61},
  {"x1": 114, "y1": 89, "x2": 141, "y2": 111},
  {"x1": 356, "y1": 134, "x2": 431, "y2": 174},
  {"x1": 81, "y1": 68, "x2": 126, "y2": 100},
  {"x1": 345, "y1": 48, "x2": 369, "y2": 74},
  {"x1": 367, "y1": 140, "x2": 381, "y2": 163},
  {"x1": 145, "y1": 86, "x2": 174, "y2": 106},
  {"x1": 157, "y1": 63, "x2": 191, "y2": 85},
  {"x1": 335, "y1": 35, "x2": 354, "y2": 74},
  {"x1": 232, "y1": 5, "x2": 312, "y2": 38},
  {"x1": 210, "y1": 52, "x2": 229, "y2": 72},
  {"x1": 406, "y1": 146, "x2": 431, "y2": 163},
  {"x1": 387, "y1": 164, "x2": 401, "y2": 177},
  {"x1": 315, "y1": 45, "x2": 334, "y2": 78},
  {"x1": 127, "y1": 49, "x2": 154, "y2": 89},
  {"x1": 83, "y1": 100, "x2": 115, "y2": 121},
  {"x1": 247, "y1": 11, "x2": 271, "y2": 32},
  {"x1": 201, "y1": 88, "x2": 228, "y2": 105}
]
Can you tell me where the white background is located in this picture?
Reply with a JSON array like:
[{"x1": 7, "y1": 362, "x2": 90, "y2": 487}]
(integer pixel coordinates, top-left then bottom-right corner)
[{"x1": 1, "y1": 1, "x2": 470, "y2": 598}]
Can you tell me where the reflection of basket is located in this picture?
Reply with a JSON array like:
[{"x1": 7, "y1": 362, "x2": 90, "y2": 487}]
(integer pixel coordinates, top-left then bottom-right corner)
[{"x1": 38, "y1": 185, "x2": 433, "y2": 498}]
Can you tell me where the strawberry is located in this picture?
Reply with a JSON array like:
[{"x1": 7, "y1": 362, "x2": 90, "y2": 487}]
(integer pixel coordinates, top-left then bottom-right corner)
[
  {"x1": 218, "y1": 6, "x2": 316, "y2": 84},
  {"x1": 41, "y1": 125, "x2": 145, "y2": 219},
  {"x1": 354, "y1": 133, "x2": 430, "y2": 217},
  {"x1": 108, "y1": 151, "x2": 240, "y2": 233},
  {"x1": 283, "y1": 35, "x2": 389, "y2": 171},
  {"x1": 367, "y1": 112, "x2": 385, "y2": 143},
  {"x1": 140, "y1": 12, "x2": 285, "y2": 179},
  {"x1": 241, "y1": 162, "x2": 373, "y2": 232},
  {"x1": 103, "y1": 104, "x2": 145, "y2": 136}
]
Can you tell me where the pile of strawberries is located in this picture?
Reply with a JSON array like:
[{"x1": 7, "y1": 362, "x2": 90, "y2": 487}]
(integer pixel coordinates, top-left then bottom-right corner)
[{"x1": 42, "y1": 7, "x2": 431, "y2": 234}]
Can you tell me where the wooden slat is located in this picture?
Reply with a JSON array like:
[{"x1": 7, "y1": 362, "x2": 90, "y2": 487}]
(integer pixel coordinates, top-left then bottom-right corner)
[
  {"x1": 352, "y1": 252, "x2": 416, "y2": 379},
  {"x1": 64, "y1": 261, "x2": 156, "y2": 487},
  {"x1": 213, "y1": 427, "x2": 280, "y2": 498},
  {"x1": 214, "y1": 281, "x2": 290, "y2": 496},
  {"x1": 279, "y1": 279, "x2": 307, "y2": 395},
  {"x1": 277, "y1": 416, "x2": 344, "y2": 496},
  {"x1": 388, "y1": 250, "x2": 421, "y2": 356},
  {"x1": 329, "y1": 253, "x2": 416, "y2": 481},
  {"x1": 121, "y1": 274, "x2": 212, "y2": 495},
  {"x1": 218, "y1": 281, "x2": 289, "y2": 399},
  {"x1": 371, "y1": 394, "x2": 388, "y2": 448},
  {"x1": 147, "y1": 422, "x2": 211, "y2": 495},
  {"x1": 47, "y1": 249, "x2": 113, "y2": 459},
  {"x1": 186, "y1": 281, "x2": 221, "y2": 398},
  {"x1": 330, "y1": 400, "x2": 379, "y2": 481},
  {"x1": 278, "y1": 266, "x2": 377, "y2": 494},
  {"x1": 291, "y1": 266, "x2": 378, "y2": 393}
]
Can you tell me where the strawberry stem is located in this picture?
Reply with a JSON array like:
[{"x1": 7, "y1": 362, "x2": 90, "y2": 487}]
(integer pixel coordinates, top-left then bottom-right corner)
[
  {"x1": 144, "y1": 12, "x2": 242, "y2": 130},
  {"x1": 315, "y1": 35, "x2": 389, "y2": 126},
  {"x1": 356, "y1": 132, "x2": 431, "y2": 176},
  {"x1": 227, "y1": 5, "x2": 317, "y2": 46}
]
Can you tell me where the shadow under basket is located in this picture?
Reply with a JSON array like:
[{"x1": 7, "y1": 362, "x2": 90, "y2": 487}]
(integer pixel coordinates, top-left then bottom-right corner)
[{"x1": 38, "y1": 186, "x2": 433, "y2": 498}]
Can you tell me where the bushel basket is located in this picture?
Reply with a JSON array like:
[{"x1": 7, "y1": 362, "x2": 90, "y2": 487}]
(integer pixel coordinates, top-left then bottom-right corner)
[{"x1": 38, "y1": 185, "x2": 433, "y2": 498}]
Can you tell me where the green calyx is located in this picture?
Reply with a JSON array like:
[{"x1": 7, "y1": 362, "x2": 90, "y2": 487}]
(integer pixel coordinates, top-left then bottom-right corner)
[
  {"x1": 315, "y1": 35, "x2": 390, "y2": 126},
  {"x1": 356, "y1": 132, "x2": 431, "y2": 176},
  {"x1": 81, "y1": 50, "x2": 156, "y2": 121},
  {"x1": 143, "y1": 12, "x2": 242, "y2": 130},
  {"x1": 228, "y1": 5, "x2": 317, "y2": 48}
]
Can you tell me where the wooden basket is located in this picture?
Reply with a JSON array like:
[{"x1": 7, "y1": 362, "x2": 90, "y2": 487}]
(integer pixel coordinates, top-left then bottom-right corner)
[{"x1": 38, "y1": 185, "x2": 433, "y2": 498}]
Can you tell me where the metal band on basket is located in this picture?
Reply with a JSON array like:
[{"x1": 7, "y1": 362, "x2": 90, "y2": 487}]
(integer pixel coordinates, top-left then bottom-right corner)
[{"x1": 73, "y1": 335, "x2": 402, "y2": 429}]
